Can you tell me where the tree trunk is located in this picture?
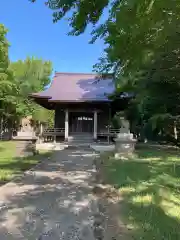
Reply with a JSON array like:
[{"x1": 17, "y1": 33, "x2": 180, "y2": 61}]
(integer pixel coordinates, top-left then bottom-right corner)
[
  {"x1": 174, "y1": 121, "x2": 178, "y2": 140},
  {"x1": 0, "y1": 117, "x2": 3, "y2": 140}
]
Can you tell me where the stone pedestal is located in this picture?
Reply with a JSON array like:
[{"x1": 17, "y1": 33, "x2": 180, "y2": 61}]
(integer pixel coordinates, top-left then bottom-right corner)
[
  {"x1": 114, "y1": 133, "x2": 136, "y2": 159},
  {"x1": 15, "y1": 131, "x2": 36, "y2": 138},
  {"x1": 13, "y1": 131, "x2": 37, "y2": 157}
]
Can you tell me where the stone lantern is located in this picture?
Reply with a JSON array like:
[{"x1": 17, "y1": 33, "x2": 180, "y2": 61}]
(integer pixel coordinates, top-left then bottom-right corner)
[{"x1": 114, "y1": 114, "x2": 136, "y2": 159}]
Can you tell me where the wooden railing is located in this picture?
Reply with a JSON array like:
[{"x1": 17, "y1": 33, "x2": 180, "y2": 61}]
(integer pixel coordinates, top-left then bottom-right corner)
[
  {"x1": 43, "y1": 128, "x2": 65, "y2": 136},
  {"x1": 43, "y1": 128, "x2": 120, "y2": 137},
  {"x1": 42, "y1": 128, "x2": 120, "y2": 144},
  {"x1": 97, "y1": 128, "x2": 121, "y2": 137}
]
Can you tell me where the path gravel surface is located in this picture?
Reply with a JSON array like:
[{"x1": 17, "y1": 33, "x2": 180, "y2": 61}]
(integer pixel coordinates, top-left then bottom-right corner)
[{"x1": 0, "y1": 147, "x2": 99, "y2": 240}]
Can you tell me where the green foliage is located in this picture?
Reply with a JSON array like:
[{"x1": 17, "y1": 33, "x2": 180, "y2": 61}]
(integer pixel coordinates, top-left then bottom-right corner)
[
  {"x1": 32, "y1": 107, "x2": 54, "y2": 126},
  {"x1": 0, "y1": 24, "x2": 16, "y2": 119},
  {"x1": 32, "y1": 0, "x2": 109, "y2": 35},
  {"x1": 95, "y1": 0, "x2": 180, "y2": 142},
  {"x1": 10, "y1": 57, "x2": 51, "y2": 94},
  {"x1": 9, "y1": 57, "x2": 52, "y2": 122},
  {"x1": 0, "y1": 23, "x2": 53, "y2": 130},
  {"x1": 26, "y1": 1, "x2": 180, "y2": 142},
  {"x1": 111, "y1": 112, "x2": 121, "y2": 129}
]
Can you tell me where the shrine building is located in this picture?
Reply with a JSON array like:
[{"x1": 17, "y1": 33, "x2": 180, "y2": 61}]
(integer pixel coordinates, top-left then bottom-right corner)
[{"x1": 31, "y1": 72, "x2": 130, "y2": 142}]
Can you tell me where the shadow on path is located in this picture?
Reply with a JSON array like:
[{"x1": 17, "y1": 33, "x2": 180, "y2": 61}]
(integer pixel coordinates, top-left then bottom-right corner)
[{"x1": 0, "y1": 147, "x2": 99, "y2": 240}]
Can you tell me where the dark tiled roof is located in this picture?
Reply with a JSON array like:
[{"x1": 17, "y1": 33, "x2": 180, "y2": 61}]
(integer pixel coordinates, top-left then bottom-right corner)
[{"x1": 31, "y1": 72, "x2": 115, "y2": 102}]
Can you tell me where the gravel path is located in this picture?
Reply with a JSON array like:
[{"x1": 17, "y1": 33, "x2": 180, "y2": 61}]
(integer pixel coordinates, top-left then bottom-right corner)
[{"x1": 0, "y1": 147, "x2": 99, "y2": 240}]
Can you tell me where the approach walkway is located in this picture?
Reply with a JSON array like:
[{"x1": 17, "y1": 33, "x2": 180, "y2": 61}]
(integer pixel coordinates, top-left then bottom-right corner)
[{"x1": 0, "y1": 147, "x2": 99, "y2": 240}]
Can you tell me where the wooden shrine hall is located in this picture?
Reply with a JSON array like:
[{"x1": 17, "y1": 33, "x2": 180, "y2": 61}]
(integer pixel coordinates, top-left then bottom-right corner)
[{"x1": 31, "y1": 72, "x2": 130, "y2": 142}]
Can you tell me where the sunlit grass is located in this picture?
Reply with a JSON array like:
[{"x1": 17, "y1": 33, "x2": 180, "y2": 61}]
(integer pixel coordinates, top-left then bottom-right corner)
[
  {"x1": 0, "y1": 141, "x2": 51, "y2": 184},
  {"x1": 103, "y1": 146, "x2": 180, "y2": 239}
]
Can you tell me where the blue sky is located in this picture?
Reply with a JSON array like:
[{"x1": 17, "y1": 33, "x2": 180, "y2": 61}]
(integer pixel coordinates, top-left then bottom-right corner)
[{"x1": 0, "y1": 0, "x2": 105, "y2": 74}]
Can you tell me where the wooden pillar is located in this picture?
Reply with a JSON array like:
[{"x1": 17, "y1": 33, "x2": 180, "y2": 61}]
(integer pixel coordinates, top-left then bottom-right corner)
[
  {"x1": 54, "y1": 110, "x2": 56, "y2": 143},
  {"x1": 94, "y1": 110, "x2": 97, "y2": 140},
  {"x1": 39, "y1": 123, "x2": 43, "y2": 143},
  {"x1": 108, "y1": 104, "x2": 111, "y2": 144},
  {"x1": 65, "y1": 109, "x2": 69, "y2": 141}
]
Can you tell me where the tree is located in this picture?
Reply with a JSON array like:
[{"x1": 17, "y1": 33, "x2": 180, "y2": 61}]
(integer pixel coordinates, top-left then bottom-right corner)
[
  {"x1": 31, "y1": 0, "x2": 179, "y2": 77},
  {"x1": 0, "y1": 24, "x2": 53, "y2": 133},
  {"x1": 32, "y1": 0, "x2": 109, "y2": 35},
  {"x1": 93, "y1": 0, "x2": 180, "y2": 143},
  {"x1": 32, "y1": 107, "x2": 55, "y2": 127},
  {"x1": 9, "y1": 57, "x2": 53, "y2": 126},
  {"x1": 0, "y1": 24, "x2": 16, "y2": 130},
  {"x1": 31, "y1": 0, "x2": 180, "y2": 143}
]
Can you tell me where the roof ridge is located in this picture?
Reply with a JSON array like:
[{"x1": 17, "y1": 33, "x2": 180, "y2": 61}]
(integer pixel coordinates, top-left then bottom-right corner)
[{"x1": 54, "y1": 72, "x2": 98, "y2": 76}]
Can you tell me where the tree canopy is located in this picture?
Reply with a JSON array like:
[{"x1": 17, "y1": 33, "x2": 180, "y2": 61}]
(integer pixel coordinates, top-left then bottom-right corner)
[
  {"x1": 2, "y1": 0, "x2": 180, "y2": 142},
  {"x1": 33, "y1": 0, "x2": 180, "y2": 142},
  {"x1": 32, "y1": 0, "x2": 109, "y2": 35},
  {"x1": 0, "y1": 24, "x2": 16, "y2": 122},
  {"x1": 0, "y1": 23, "x2": 54, "y2": 130},
  {"x1": 9, "y1": 57, "x2": 52, "y2": 118}
]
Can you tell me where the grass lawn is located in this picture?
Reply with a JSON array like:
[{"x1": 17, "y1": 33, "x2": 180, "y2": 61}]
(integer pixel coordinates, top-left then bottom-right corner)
[
  {"x1": 103, "y1": 145, "x2": 180, "y2": 240},
  {"x1": 0, "y1": 141, "x2": 51, "y2": 184}
]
